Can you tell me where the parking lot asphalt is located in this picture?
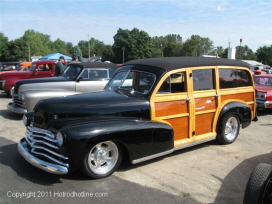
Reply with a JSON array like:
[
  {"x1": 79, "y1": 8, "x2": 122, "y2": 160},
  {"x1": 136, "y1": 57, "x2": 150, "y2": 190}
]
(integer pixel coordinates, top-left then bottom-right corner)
[{"x1": 0, "y1": 93, "x2": 271, "y2": 204}]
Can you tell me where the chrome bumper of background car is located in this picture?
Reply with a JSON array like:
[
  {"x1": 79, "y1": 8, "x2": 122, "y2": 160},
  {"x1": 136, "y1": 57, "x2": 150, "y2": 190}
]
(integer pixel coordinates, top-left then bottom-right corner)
[
  {"x1": 18, "y1": 139, "x2": 68, "y2": 175},
  {"x1": 7, "y1": 103, "x2": 27, "y2": 114},
  {"x1": 256, "y1": 100, "x2": 272, "y2": 109}
]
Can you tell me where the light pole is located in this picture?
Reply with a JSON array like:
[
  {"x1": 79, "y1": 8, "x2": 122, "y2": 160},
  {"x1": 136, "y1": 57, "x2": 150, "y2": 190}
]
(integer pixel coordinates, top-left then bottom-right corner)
[
  {"x1": 161, "y1": 44, "x2": 163, "y2": 57},
  {"x1": 28, "y1": 45, "x2": 31, "y2": 62},
  {"x1": 88, "y1": 34, "x2": 90, "y2": 61},
  {"x1": 122, "y1": 47, "x2": 125, "y2": 64},
  {"x1": 240, "y1": 38, "x2": 242, "y2": 60}
]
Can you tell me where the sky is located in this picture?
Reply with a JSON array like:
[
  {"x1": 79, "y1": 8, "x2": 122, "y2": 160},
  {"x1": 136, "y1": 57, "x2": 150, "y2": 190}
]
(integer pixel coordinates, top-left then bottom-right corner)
[{"x1": 0, "y1": 0, "x2": 272, "y2": 52}]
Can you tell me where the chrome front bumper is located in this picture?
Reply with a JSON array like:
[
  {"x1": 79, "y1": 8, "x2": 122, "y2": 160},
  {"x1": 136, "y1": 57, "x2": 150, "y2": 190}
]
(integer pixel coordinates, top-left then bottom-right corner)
[
  {"x1": 7, "y1": 102, "x2": 27, "y2": 114},
  {"x1": 256, "y1": 100, "x2": 272, "y2": 109},
  {"x1": 18, "y1": 138, "x2": 68, "y2": 175}
]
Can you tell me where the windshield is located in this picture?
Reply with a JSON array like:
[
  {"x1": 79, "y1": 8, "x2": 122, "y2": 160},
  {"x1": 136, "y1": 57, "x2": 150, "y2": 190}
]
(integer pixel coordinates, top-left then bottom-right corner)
[
  {"x1": 62, "y1": 64, "x2": 84, "y2": 79},
  {"x1": 254, "y1": 77, "x2": 272, "y2": 86},
  {"x1": 29, "y1": 64, "x2": 36, "y2": 71},
  {"x1": 15, "y1": 65, "x2": 23, "y2": 71},
  {"x1": 105, "y1": 70, "x2": 156, "y2": 94}
]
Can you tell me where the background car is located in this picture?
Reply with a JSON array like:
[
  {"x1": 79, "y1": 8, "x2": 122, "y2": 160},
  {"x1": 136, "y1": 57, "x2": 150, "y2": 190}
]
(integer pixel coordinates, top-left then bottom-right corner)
[
  {"x1": 0, "y1": 60, "x2": 56, "y2": 96},
  {"x1": 254, "y1": 74, "x2": 272, "y2": 109},
  {"x1": 0, "y1": 62, "x2": 31, "y2": 73},
  {"x1": 8, "y1": 61, "x2": 119, "y2": 114}
]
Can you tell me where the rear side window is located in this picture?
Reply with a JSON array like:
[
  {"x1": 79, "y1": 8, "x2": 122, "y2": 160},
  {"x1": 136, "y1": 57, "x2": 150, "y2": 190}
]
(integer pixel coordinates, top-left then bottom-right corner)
[
  {"x1": 193, "y1": 69, "x2": 215, "y2": 91},
  {"x1": 219, "y1": 68, "x2": 252, "y2": 89}
]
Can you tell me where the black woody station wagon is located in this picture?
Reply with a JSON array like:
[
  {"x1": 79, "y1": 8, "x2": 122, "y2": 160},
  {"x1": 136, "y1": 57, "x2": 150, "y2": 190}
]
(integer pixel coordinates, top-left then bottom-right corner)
[{"x1": 19, "y1": 57, "x2": 257, "y2": 179}]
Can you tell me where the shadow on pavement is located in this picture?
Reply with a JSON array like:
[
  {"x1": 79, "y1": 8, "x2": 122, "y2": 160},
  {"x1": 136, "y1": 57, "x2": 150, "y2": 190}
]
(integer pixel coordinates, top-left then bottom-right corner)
[
  {"x1": 0, "y1": 93, "x2": 10, "y2": 99},
  {"x1": 257, "y1": 108, "x2": 272, "y2": 116},
  {"x1": 0, "y1": 109, "x2": 23, "y2": 121},
  {"x1": 214, "y1": 151, "x2": 272, "y2": 204},
  {"x1": 0, "y1": 136, "x2": 200, "y2": 204}
]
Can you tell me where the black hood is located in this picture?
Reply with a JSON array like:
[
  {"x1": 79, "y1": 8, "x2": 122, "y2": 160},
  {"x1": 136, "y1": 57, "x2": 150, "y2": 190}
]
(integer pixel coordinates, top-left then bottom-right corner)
[
  {"x1": 16, "y1": 76, "x2": 69, "y2": 87},
  {"x1": 33, "y1": 91, "x2": 150, "y2": 129}
]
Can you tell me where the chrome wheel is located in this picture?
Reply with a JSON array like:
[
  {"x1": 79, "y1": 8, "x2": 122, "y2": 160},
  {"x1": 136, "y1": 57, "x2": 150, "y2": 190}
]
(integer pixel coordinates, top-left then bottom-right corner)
[
  {"x1": 217, "y1": 113, "x2": 240, "y2": 144},
  {"x1": 85, "y1": 141, "x2": 121, "y2": 177},
  {"x1": 224, "y1": 116, "x2": 239, "y2": 141}
]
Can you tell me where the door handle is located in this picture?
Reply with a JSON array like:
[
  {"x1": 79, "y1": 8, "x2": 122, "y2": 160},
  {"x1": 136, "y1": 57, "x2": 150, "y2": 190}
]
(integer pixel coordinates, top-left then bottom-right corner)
[{"x1": 181, "y1": 98, "x2": 191, "y2": 105}]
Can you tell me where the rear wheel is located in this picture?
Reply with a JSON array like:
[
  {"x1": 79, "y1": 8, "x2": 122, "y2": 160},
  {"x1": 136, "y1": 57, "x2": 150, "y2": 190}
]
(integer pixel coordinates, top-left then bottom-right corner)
[
  {"x1": 243, "y1": 163, "x2": 272, "y2": 204},
  {"x1": 82, "y1": 141, "x2": 122, "y2": 179},
  {"x1": 216, "y1": 113, "x2": 240, "y2": 144}
]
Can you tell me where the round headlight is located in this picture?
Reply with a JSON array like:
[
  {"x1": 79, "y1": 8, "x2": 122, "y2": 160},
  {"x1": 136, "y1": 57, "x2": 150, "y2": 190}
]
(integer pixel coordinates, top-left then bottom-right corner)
[
  {"x1": 23, "y1": 114, "x2": 30, "y2": 126},
  {"x1": 56, "y1": 131, "x2": 64, "y2": 147}
]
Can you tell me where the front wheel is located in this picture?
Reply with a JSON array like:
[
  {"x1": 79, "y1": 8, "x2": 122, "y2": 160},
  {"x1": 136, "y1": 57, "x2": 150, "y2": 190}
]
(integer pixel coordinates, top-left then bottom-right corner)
[
  {"x1": 216, "y1": 113, "x2": 240, "y2": 144},
  {"x1": 243, "y1": 163, "x2": 272, "y2": 204},
  {"x1": 82, "y1": 141, "x2": 122, "y2": 179}
]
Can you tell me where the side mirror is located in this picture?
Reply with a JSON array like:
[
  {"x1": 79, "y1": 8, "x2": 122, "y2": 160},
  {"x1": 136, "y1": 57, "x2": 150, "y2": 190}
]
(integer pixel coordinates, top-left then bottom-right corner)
[{"x1": 76, "y1": 76, "x2": 83, "y2": 82}]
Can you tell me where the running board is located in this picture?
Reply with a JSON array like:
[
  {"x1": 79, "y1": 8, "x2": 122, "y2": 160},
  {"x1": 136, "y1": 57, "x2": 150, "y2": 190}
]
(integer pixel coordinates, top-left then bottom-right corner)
[{"x1": 132, "y1": 137, "x2": 216, "y2": 164}]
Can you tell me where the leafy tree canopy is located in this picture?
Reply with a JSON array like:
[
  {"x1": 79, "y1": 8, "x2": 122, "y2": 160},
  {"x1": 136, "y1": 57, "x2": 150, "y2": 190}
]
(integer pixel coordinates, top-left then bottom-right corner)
[
  {"x1": 112, "y1": 28, "x2": 153, "y2": 63},
  {"x1": 0, "y1": 29, "x2": 270, "y2": 66},
  {"x1": 255, "y1": 45, "x2": 272, "y2": 66}
]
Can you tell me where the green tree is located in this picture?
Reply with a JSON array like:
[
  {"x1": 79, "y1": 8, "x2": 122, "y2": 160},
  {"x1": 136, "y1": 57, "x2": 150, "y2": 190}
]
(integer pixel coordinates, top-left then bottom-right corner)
[
  {"x1": 7, "y1": 38, "x2": 30, "y2": 61},
  {"x1": 66, "y1": 42, "x2": 74, "y2": 55},
  {"x1": 256, "y1": 45, "x2": 272, "y2": 66},
  {"x1": 22, "y1": 29, "x2": 52, "y2": 57},
  {"x1": 163, "y1": 42, "x2": 183, "y2": 57},
  {"x1": 78, "y1": 38, "x2": 106, "y2": 59},
  {"x1": 102, "y1": 45, "x2": 114, "y2": 62},
  {"x1": 112, "y1": 28, "x2": 153, "y2": 63},
  {"x1": 52, "y1": 38, "x2": 70, "y2": 55},
  {"x1": 151, "y1": 34, "x2": 182, "y2": 57},
  {"x1": 78, "y1": 40, "x2": 89, "y2": 58},
  {"x1": 182, "y1": 35, "x2": 213, "y2": 56},
  {"x1": 72, "y1": 45, "x2": 83, "y2": 61},
  {"x1": 235, "y1": 45, "x2": 256, "y2": 60},
  {"x1": 0, "y1": 32, "x2": 9, "y2": 61}
]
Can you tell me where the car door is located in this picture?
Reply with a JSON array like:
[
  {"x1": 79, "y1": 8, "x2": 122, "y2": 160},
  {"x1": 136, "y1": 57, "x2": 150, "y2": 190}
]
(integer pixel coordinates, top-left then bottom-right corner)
[
  {"x1": 151, "y1": 70, "x2": 193, "y2": 148},
  {"x1": 190, "y1": 67, "x2": 218, "y2": 141},
  {"x1": 75, "y1": 68, "x2": 109, "y2": 93},
  {"x1": 32, "y1": 63, "x2": 55, "y2": 78}
]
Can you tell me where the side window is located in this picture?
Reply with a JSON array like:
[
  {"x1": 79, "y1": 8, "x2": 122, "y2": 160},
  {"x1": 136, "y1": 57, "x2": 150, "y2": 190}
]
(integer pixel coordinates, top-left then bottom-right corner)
[
  {"x1": 157, "y1": 72, "x2": 186, "y2": 94},
  {"x1": 219, "y1": 68, "x2": 252, "y2": 89},
  {"x1": 46, "y1": 64, "x2": 52, "y2": 71},
  {"x1": 96, "y1": 70, "x2": 108, "y2": 78},
  {"x1": 80, "y1": 69, "x2": 89, "y2": 79},
  {"x1": 193, "y1": 69, "x2": 215, "y2": 91},
  {"x1": 89, "y1": 70, "x2": 100, "y2": 79},
  {"x1": 109, "y1": 69, "x2": 115, "y2": 78}
]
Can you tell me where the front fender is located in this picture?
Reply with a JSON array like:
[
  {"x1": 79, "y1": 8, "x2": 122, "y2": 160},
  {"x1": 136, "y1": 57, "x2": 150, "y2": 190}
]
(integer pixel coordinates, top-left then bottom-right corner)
[
  {"x1": 4, "y1": 78, "x2": 17, "y2": 92},
  {"x1": 24, "y1": 90, "x2": 78, "y2": 111},
  {"x1": 59, "y1": 119, "x2": 173, "y2": 171}
]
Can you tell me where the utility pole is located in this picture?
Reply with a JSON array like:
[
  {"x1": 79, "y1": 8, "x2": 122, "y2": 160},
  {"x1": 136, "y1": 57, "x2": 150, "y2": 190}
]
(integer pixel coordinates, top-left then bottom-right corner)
[
  {"x1": 88, "y1": 34, "x2": 90, "y2": 61},
  {"x1": 28, "y1": 45, "x2": 31, "y2": 62},
  {"x1": 122, "y1": 47, "x2": 125, "y2": 64},
  {"x1": 240, "y1": 38, "x2": 242, "y2": 60}
]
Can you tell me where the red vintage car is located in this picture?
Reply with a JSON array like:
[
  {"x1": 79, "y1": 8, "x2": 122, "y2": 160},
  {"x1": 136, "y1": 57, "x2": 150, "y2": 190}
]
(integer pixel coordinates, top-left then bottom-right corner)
[
  {"x1": 0, "y1": 60, "x2": 56, "y2": 97},
  {"x1": 254, "y1": 74, "x2": 272, "y2": 109}
]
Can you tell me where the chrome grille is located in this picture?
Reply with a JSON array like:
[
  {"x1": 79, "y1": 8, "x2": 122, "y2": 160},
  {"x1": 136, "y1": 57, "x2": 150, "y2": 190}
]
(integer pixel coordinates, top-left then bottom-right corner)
[
  {"x1": 25, "y1": 125, "x2": 68, "y2": 167},
  {"x1": 12, "y1": 94, "x2": 26, "y2": 110}
]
